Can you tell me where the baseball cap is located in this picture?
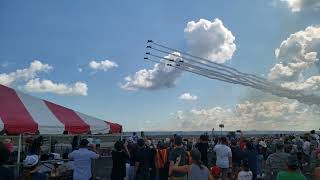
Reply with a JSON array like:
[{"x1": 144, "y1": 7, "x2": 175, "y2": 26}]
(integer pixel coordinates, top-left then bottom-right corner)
[
  {"x1": 24, "y1": 155, "x2": 39, "y2": 167},
  {"x1": 210, "y1": 166, "x2": 221, "y2": 176}
]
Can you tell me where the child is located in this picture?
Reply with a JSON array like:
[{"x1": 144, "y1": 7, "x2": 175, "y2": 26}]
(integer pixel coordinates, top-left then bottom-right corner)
[{"x1": 238, "y1": 160, "x2": 253, "y2": 180}]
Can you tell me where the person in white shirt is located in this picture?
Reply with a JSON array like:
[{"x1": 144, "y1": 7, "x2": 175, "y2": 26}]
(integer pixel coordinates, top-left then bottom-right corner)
[
  {"x1": 303, "y1": 137, "x2": 311, "y2": 156},
  {"x1": 238, "y1": 160, "x2": 253, "y2": 180},
  {"x1": 68, "y1": 139, "x2": 99, "y2": 180},
  {"x1": 213, "y1": 137, "x2": 232, "y2": 179}
]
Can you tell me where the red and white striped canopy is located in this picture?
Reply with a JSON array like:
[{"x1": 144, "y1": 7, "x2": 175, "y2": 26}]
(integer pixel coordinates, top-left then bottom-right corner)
[{"x1": 0, "y1": 84, "x2": 122, "y2": 135}]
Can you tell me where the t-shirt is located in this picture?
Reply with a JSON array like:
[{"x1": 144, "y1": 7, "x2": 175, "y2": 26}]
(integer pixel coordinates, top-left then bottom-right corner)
[
  {"x1": 169, "y1": 147, "x2": 187, "y2": 177},
  {"x1": 135, "y1": 147, "x2": 150, "y2": 171},
  {"x1": 195, "y1": 142, "x2": 209, "y2": 165},
  {"x1": 237, "y1": 170, "x2": 253, "y2": 180},
  {"x1": 214, "y1": 144, "x2": 232, "y2": 168},
  {"x1": 276, "y1": 171, "x2": 307, "y2": 180},
  {"x1": 111, "y1": 150, "x2": 129, "y2": 179},
  {"x1": 68, "y1": 148, "x2": 99, "y2": 180},
  {"x1": 0, "y1": 165, "x2": 14, "y2": 180}
]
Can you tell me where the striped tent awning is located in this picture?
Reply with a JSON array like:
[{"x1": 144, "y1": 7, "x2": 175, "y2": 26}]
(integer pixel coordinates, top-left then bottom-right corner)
[{"x1": 0, "y1": 84, "x2": 122, "y2": 135}]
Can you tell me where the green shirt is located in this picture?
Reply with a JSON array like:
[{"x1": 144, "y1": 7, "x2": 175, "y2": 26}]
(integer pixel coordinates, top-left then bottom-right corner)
[{"x1": 276, "y1": 171, "x2": 307, "y2": 180}]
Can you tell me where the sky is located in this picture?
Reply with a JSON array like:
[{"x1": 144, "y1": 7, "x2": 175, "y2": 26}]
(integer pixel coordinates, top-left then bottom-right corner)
[{"x1": 1, "y1": 0, "x2": 320, "y2": 131}]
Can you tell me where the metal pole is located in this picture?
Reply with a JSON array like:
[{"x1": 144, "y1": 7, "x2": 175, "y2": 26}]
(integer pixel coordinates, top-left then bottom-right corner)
[
  {"x1": 16, "y1": 134, "x2": 22, "y2": 176},
  {"x1": 49, "y1": 135, "x2": 52, "y2": 153}
]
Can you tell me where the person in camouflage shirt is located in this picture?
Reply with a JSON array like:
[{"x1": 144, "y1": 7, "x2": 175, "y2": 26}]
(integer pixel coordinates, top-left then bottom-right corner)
[{"x1": 265, "y1": 140, "x2": 290, "y2": 180}]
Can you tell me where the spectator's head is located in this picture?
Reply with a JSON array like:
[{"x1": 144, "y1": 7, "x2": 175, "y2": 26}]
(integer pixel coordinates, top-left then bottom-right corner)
[
  {"x1": 79, "y1": 139, "x2": 89, "y2": 148},
  {"x1": 246, "y1": 141, "x2": 254, "y2": 150},
  {"x1": 220, "y1": 137, "x2": 228, "y2": 145},
  {"x1": 210, "y1": 166, "x2": 221, "y2": 178},
  {"x1": 0, "y1": 142, "x2": 10, "y2": 165},
  {"x1": 275, "y1": 140, "x2": 285, "y2": 151},
  {"x1": 311, "y1": 130, "x2": 316, "y2": 134},
  {"x1": 191, "y1": 149, "x2": 201, "y2": 162},
  {"x1": 174, "y1": 136, "x2": 183, "y2": 146},
  {"x1": 287, "y1": 155, "x2": 300, "y2": 171},
  {"x1": 114, "y1": 140, "x2": 124, "y2": 151},
  {"x1": 137, "y1": 138, "x2": 145, "y2": 148},
  {"x1": 133, "y1": 132, "x2": 137, "y2": 136},
  {"x1": 241, "y1": 160, "x2": 250, "y2": 171}
]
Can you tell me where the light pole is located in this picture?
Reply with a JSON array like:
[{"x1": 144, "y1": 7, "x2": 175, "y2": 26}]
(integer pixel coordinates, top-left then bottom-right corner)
[
  {"x1": 212, "y1": 128, "x2": 214, "y2": 140},
  {"x1": 219, "y1": 124, "x2": 224, "y2": 137}
]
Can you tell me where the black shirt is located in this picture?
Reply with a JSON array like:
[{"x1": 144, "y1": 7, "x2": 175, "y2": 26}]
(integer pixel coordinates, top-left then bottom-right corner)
[
  {"x1": 111, "y1": 150, "x2": 129, "y2": 179},
  {"x1": 135, "y1": 147, "x2": 150, "y2": 172},
  {"x1": 195, "y1": 142, "x2": 209, "y2": 164},
  {"x1": 0, "y1": 165, "x2": 14, "y2": 180}
]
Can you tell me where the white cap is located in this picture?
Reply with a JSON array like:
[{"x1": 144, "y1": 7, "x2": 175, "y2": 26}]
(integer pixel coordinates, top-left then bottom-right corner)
[
  {"x1": 259, "y1": 141, "x2": 267, "y2": 148},
  {"x1": 24, "y1": 155, "x2": 39, "y2": 167}
]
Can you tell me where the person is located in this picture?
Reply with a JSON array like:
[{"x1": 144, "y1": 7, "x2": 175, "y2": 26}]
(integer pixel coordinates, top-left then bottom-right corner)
[
  {"x1": 237, "y1": 160, "x2": 253, "y2": 180},
  {"x1": 132, "y1": 132, "x2": 139, "y2": 143},
  {"x1": 3, "y1": 138, "x2": 14, "y2": 153},
  {"x1": 242, "y1": 142, "x2": 258, "y2": 180},
  {"x1": 0, "y1": 142, "x2": 14, "y2": 180},
  {"x1": 111, "y1": 140, "x2": 130, "y2": 180},
  {"x1": 172, "y1": 149, "x2": 213, "y2": 180},
  {"x1": 169, "y1": 136, "x2": 188, "y2": 180},
  {"x1": 265, "y1": 140, "x2": 290, "y2": 179},
  {"x1": 135, "y1": 138, "x2": 150, "y2": 180},
  {"x1": 276, "y1": 155, "x2": 307, "y2": 180},
  {"x1": 156, "y1": 141, "x2": 169, "y2": 180},
  {"x1": 231, "y1": 139, "x2": 243, "y2": 176},
  {"x1": 146, "y1": 139, "x2": 157, "y2": 180},
  {"x1": 213, "y1": 137, "x2": 232, "y2": 179},
  {"x1": 20, "y1": 155, "x2": 47, "y2": 180},
  {"x1": 195, "y1": 134, "x2": 209, "y2": 167},
  {"x1": 68, "y1": 139, "x2": 99, "y2": 180}
]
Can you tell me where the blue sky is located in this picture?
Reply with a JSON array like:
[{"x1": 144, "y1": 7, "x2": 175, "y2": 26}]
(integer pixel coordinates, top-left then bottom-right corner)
[{"x1": 1, "y1": 0, "x2": 320, "y2": 131}]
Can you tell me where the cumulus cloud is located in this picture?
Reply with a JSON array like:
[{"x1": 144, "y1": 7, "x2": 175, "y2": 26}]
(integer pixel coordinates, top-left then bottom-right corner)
[
  {"x1": 280, "y1": 0, "x2": 320, "y2": 12},
  {"x1": 172, "y1": 98, "x2": 319, "y2": 131},
  {"x1": 89, "y1": 60, "x2": 118, "y2": 71},
  {"x1": 0, "y1": 60, "x2": 52, "y2": 86},
  {"x1": 121, "y1": 52, "x2": 183, "y2": 91},
  {"x1": 24, "y1": 78, "x2": 88, "y2": 96},
  {"x1": 179, "y1": 93, "x2": 198, "y2": 101},
  {"x1": 268, "y1": 26, "x2": 320, "y2": 95},
  {"x1": 184, "y1": 18, "x2": 236, "y2": 63}
]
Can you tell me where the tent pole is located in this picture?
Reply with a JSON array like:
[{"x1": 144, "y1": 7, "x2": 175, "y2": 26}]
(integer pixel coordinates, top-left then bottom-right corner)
[
  {"x1": 49, "y1": 136, "x2": 51, "y2": 153},
  {"x1": 16, "y1": 134, "x2": 22, "y2": 176}
]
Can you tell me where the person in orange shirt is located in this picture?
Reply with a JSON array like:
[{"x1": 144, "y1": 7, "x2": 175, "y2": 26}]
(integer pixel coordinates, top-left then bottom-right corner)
[{"x1": 156, "y1": 141, "x2": 169, "y2": 180}]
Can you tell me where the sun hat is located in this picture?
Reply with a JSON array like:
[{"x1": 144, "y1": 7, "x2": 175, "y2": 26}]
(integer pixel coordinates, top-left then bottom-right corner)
[{"x1": 24, "y1": 155, "x2": 39, "y2": 167}]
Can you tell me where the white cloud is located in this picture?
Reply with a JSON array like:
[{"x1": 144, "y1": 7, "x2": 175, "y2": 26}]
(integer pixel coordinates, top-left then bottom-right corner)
[
  {"x1": 268, "y1": 26, "x2": 320, "y2": 95},
  {"x1": 121, "y1": 52, "x2": 183, "y2": 91},
  {"x1": 78, "y1": 68, "x2": 83, "y2": 72},
  {"x1": 89, "y1": 60, "x2": 118, "y2": 71},
  {"x1": 172, "y1": 99, "x2": 319, "y2": 131},
  {"x1": 0, "y1": 60, "x2": 52, "y2": 86},
  {"x1": 179, "y1": 93, "x2": 198, "y2": 101},
  {"x1": 280, "y1": 0, "x2": 320, "y2": 12},
  {"x1": 184, "y1": 18, "x2": 236, "y2": 63},
  {"x1": 24, "y1": 78, "x2": 88, "y2": 96}
]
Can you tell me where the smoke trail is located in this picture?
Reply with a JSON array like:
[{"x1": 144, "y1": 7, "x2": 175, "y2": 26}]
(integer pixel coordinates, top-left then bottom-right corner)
[{"x1": 144, "y1": 40, "x2": 320, "y2": 105}]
